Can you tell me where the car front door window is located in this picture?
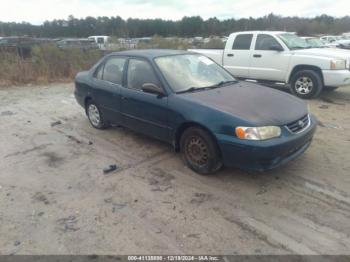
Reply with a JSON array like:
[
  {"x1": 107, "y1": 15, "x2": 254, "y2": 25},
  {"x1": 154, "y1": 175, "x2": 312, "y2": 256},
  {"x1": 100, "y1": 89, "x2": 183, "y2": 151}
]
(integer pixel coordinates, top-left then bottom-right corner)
[{"x1": 127, "y1": 59, "x2": 160, "y2": 91}]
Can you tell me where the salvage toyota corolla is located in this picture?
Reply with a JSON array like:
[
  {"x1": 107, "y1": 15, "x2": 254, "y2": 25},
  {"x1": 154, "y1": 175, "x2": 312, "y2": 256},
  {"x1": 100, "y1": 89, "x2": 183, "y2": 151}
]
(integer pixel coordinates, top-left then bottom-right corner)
[{"x1": 74, "y1": 49, "x2": 317, "y2": 174}]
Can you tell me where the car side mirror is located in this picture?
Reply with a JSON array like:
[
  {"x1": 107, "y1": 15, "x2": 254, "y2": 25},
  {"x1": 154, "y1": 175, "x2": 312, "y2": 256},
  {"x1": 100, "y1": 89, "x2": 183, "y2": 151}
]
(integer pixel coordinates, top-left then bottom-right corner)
[
  {"x1": 142, "y1": 83, "x2": 165, "y2": 96},
  {"x1": 269, "y1": 45, "x2": 284, "y2": 52}
]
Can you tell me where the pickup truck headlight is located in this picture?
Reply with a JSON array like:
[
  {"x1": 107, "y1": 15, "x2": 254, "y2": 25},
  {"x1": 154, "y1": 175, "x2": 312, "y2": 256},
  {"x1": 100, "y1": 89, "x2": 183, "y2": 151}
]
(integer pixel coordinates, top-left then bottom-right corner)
[
  {"x1": 330, "y1": 59, "x2": 346, "y2": 70},
  {"x1": 235, "y1": 126, "x2": 281, "y2": 140},
  {"x1": 346, "y1": 58, "x2": 350, "y2": 69}
]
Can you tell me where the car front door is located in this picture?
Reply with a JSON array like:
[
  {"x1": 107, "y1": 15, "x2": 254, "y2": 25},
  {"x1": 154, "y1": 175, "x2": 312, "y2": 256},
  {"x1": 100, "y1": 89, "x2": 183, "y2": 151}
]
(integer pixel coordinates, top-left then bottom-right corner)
[
  {"x1": 223, "y1": 33, "x2": 253, "y2": 78},
  {"x1": 249, "y1": 34, "x2": 291, "y2": 82},
  {"x1": 91, "y1": 56, "x2": 126, "y2": 124},
  {"x1": 121, "y1": 58, "x2": 169, "y2": 142}
]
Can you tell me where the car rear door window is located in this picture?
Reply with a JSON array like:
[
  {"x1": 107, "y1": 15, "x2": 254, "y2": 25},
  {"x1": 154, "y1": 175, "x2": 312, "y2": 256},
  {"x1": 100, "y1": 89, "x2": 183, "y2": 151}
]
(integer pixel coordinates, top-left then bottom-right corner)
[
  {"x1": 102, "y1": 57, "x2": 126, "y2": 85},
  {"x1": 127, "y1": 59, "x2": 159, "y2": 91},
  {"x1": 232, "y1": 34, "x2": 253, "y2": 50},
  {"x1": 255, "y1": 34, "x2": 282, "y2": 50}
]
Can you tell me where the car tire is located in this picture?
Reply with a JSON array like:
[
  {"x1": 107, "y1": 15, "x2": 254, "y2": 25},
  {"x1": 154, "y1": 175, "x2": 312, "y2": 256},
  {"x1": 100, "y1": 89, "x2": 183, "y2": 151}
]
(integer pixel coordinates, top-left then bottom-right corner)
[
  {"x1": 324, "y1": 86, "x2": 339, "y2": 92},
  {"x1": 180, "y1": 127, "x2": 223, "y2": 175},
  {"x1": 290, "y1": 70, "x2": 323, "y2": 99},
  {"x1": 86, "y1": 100, "x2": 109, "y2": 129}
]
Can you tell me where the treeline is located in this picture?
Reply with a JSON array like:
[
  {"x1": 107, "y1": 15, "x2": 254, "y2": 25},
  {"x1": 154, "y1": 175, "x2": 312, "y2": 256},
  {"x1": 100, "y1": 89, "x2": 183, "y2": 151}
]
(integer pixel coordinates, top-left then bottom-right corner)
[{"x1": 1, "y1": 14, "x2": 350, "y2": 38}]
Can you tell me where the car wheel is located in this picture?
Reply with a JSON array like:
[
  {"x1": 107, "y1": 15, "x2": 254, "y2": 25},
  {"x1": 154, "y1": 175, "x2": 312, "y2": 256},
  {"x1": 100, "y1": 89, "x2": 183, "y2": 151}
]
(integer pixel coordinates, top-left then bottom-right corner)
[
  {"x1": 180, "y1": 127, "x2": 222, "y2": 175},
  {"x1": 324, "y1": 86, "x2": 339, "y2": 92},
  {"x1": 290, "y1": 70, "x2": 323, "y2": 99},
  {"x1": 86, "y1": 100, "x2": 109, "y2": 129}
]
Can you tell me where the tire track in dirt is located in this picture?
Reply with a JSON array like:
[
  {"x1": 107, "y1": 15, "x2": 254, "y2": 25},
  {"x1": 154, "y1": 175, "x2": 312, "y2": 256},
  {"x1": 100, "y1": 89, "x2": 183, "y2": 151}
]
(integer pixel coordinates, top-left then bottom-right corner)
[{"x1": 166, "y1": 169, "x2": 350, "y2": 254}]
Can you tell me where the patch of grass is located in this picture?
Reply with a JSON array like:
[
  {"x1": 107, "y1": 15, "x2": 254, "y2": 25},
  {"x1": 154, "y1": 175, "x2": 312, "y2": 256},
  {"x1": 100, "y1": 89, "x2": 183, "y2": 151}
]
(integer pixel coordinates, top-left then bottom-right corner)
[{"x1": 0, "y1": 44, "x2": 103, "y2": 86}]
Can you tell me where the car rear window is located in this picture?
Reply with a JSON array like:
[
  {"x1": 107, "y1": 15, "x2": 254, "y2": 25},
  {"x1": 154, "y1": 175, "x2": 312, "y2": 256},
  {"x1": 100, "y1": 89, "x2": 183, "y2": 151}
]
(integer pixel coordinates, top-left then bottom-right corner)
[{"x1": 232, "y1": 34, "x2": 253, "y2": 50}]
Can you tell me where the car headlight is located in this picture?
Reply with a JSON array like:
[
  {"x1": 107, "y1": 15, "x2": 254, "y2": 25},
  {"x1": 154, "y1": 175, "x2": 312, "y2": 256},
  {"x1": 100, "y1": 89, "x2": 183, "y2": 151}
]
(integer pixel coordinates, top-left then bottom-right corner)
[
  {"x1": 235, "y1": 126, "x2": 281, "y2": 140},
  {"x1": 330, "y1": 59, "x2": 346, "y2": 70}
]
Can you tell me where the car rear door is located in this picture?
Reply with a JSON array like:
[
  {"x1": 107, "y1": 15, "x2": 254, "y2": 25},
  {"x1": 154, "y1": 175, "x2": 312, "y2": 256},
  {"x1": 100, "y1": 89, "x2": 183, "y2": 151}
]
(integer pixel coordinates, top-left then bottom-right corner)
[
  {"x1": 223, "y1": 33, "x2": 253, "y2": 78},
  {"x1": 121, "y1": 58, "x2": 170, "y2": 142},
  {"x1": 249, "y1": 34, "x2": 290, "y2": 82},
  {"x1": 90, "y1": 56, "x2": 126, "y2": 124}
]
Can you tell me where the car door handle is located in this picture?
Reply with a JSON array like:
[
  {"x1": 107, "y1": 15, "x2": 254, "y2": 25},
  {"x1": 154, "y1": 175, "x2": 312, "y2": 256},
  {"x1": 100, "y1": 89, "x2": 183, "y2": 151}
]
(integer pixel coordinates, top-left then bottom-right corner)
[
  {"x1": 121, "y1": 96, "x2": 127, "y2": 100},
  {"x1": 227, "y1": 53, "x2": 234, "y2": 57},
  {"x1": 253, "y1": 54, "x2": 262, "y2": 58}
]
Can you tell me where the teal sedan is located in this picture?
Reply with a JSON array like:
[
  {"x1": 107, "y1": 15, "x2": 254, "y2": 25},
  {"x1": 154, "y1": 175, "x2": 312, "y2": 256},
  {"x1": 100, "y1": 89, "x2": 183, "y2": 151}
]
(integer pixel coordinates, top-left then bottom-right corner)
[{"x1": 75, "y1": 49, "x2": 317, "y2": 174}]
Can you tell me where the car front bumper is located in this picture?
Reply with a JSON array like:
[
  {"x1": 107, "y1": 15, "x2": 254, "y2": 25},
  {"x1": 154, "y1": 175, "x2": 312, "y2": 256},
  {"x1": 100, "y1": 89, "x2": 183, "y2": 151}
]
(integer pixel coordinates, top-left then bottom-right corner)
[
  {"x1": 216, "y1": 114, "x2": 318, "y2": 171},
  {"x1": 322, "y1": 69, "x2": 350, "y2": 87}
]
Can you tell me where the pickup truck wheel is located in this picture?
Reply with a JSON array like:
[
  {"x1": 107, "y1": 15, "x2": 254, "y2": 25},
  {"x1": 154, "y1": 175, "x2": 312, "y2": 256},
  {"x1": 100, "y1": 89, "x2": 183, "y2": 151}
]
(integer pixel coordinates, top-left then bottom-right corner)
[
  {"x1": 180, "y1": 127, "x2": 222, "y2": 175},
  {"x1": 86, "y1": 100, "x2": 109, "y2": 129},
  {"x1": 290, "y1": 70, "x2": 323, "y2": 99}
]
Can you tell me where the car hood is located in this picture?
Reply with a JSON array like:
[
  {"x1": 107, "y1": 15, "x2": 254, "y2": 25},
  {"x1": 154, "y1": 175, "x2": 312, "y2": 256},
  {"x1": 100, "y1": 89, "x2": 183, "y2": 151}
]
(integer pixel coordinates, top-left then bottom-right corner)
[
  {"x1": 293, "y1": 48, "x2": 350, "y2": 59},
  {"x1": 180, "y1": 82, "x2": 307, "y2": 126}
]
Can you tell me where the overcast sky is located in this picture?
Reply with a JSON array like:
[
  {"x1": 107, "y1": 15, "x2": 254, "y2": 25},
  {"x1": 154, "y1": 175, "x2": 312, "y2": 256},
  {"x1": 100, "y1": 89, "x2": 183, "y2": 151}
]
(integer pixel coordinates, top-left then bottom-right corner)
[{"x1": 0, "y1": 0, "x2": 349, "y2": 25}]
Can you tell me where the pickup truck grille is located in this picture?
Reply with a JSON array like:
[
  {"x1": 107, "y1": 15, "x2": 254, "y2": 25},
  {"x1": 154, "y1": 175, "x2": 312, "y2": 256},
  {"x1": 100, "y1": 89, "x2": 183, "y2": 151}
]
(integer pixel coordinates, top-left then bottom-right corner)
[{"x1": 285, "y1": 114, "x2": 310, "y2": 134}]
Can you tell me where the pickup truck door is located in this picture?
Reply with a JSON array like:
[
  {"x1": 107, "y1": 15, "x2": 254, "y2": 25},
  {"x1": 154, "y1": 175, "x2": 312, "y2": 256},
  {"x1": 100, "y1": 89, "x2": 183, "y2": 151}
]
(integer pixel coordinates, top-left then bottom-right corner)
[
  {"x1": 121, "y1": 58, "x2": 170, "y2": 142},
  {"x1": 223, "y1": 33, "x2": 253, "y2": 78},
  {"x1": 249, "y1": 34, "x2": 291, "y2": 82}
]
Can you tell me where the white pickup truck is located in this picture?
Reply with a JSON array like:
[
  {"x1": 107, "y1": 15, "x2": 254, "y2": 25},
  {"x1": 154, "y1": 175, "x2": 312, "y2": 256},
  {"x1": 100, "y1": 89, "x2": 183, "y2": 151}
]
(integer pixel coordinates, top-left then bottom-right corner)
[{"x1": 190, "y1": 31, "x2": 350, "y2": 99}]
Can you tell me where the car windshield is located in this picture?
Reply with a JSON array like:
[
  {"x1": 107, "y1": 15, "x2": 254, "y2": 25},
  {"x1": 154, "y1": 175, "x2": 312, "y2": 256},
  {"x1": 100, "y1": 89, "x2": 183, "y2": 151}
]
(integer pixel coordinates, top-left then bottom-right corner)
[
  {"x1": 154, "y1": 54, "x2": 236, "y2": 93},
  {"x1": 305, "y1": 38, "x2": 325, "y2": 48},
  {"x1": 278, "y1": 33, "x2": 311, "y2": 50}
]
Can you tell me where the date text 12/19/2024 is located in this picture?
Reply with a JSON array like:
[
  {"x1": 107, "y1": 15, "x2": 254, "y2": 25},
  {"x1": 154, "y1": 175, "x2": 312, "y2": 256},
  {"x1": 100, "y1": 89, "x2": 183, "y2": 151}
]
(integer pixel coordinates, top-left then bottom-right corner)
[{"x1": 128, "y1": 256, "x2": 220, "y2": 261}]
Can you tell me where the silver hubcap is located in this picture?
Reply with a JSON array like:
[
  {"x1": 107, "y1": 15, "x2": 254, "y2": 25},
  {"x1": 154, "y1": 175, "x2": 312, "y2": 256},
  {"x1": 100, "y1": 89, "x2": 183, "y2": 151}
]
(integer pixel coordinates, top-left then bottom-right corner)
[
  {"x1": 88, "y1": 104, "x2": 101, "y2": 127},
  {"x1": 295, "y1": 76, "x2": 313, "y2": 95}
]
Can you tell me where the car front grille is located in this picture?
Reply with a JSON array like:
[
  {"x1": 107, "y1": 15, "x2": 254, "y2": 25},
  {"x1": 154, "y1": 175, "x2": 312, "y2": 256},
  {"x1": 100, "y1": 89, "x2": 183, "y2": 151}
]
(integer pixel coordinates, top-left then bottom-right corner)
[{"x1": 285, "y1": 114, "x2": 310, "y2": 134}]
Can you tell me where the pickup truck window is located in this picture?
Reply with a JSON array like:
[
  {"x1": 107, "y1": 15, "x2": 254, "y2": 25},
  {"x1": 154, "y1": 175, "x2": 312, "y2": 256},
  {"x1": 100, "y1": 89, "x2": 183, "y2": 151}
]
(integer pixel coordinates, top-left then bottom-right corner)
[
  {"x1": 102, "y1": 57, "x2": 126, "y2": 85},
  {"x1": 255, "y1": 34, "x2": 282, "y2": 50},
  {"x1": 232, "y1": 34, "x2": 253, "y2": 50}
]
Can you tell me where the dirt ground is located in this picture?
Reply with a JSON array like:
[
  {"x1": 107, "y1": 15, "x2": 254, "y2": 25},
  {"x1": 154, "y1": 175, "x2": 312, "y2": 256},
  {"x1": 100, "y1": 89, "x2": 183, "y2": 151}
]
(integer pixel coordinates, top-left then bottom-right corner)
[{"x1": 0, "y1": 83, "x2": 350, "y2": 255}]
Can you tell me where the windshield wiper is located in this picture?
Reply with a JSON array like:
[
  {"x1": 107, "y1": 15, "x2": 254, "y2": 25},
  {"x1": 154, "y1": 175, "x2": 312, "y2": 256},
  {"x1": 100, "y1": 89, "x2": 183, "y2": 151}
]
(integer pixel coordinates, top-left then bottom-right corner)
[
  {"x1": 208, "y1": 80, "x2": 238, "y2": 88},
  {"x1": 176, "y1": 86, "x2": 209, "y2": 94},
  {"x1": 176, "y1": 80, "x2": 238, "y2": 94}
]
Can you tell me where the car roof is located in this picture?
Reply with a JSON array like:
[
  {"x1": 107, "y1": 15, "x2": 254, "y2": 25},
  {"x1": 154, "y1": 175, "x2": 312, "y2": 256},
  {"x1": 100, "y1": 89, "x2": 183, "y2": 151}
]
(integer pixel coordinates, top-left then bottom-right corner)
[{"x1": 108, "y1": 49, "x2": 191, "y2": 59}]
